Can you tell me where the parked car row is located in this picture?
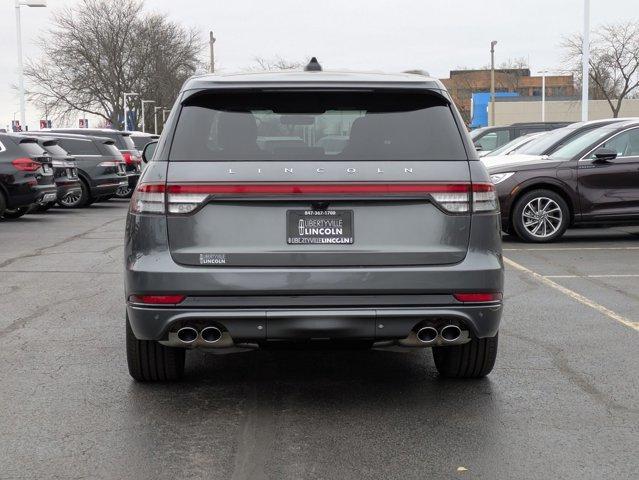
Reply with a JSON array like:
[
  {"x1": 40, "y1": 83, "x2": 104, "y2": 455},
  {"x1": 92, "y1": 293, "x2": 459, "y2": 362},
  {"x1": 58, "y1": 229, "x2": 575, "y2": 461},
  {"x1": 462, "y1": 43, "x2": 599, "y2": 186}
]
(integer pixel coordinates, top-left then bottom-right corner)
[
  {"x1": 481, "y1": 118, "x2": 639, "y2": 242},
  {"x1": 0, "y1": 129, "x2": 157, "y2": 219}
]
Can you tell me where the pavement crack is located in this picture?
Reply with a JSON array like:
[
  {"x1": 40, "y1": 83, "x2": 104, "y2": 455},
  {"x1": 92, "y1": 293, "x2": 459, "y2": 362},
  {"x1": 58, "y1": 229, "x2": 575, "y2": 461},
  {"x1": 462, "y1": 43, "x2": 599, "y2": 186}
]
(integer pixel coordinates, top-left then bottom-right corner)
[
  {"x1": 506, "y1": 331, "x2": 639, "y2": 416},
  {"x1": 0, "y1": 217, "x2": 122, "y2": 270}
]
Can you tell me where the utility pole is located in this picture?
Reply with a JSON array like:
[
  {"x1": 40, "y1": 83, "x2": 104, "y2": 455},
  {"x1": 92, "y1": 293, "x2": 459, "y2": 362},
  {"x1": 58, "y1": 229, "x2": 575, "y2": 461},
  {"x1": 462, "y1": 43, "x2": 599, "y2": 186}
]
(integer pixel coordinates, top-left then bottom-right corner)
[
  {"x1": 582, "y1": 0, "x2": 590, "y2": 121},
  {"x1": 490, "y1": 40, "x2": 498, "y2": 126},
  {"x1": 141, "y1": 100, "x2": 155, "y2": 133},
  {"x1": 15, "y1": 0, "x2": 47, "y2": 131},
  {"x1": 153, "y1": 106, "x2": 162, "y2": 135},
  {"x1": 209, "y1": 31, "x2": 216, "y2": 73}
]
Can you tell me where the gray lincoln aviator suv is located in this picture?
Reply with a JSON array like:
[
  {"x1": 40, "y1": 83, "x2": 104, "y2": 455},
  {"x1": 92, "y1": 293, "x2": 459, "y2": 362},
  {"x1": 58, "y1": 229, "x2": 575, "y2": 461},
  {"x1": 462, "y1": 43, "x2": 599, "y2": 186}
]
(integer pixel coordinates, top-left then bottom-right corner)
[{"x1": 125, "y1": 60, "x2": 504, "y2": 381}]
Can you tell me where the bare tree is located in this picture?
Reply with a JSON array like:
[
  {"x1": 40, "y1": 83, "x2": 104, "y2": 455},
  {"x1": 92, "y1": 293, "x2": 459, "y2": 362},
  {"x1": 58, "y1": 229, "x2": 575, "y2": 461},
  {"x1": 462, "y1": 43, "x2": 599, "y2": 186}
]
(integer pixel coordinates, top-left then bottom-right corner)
[
  {"x1": 250, "y1": 56, "x2": 305, "y2": 71},
  {"x1": 562, "y1": 21, "x2": 639, "y2": 117},
  {"x1": 24, "y1": 0, "x2": 203, "y2": 129}
]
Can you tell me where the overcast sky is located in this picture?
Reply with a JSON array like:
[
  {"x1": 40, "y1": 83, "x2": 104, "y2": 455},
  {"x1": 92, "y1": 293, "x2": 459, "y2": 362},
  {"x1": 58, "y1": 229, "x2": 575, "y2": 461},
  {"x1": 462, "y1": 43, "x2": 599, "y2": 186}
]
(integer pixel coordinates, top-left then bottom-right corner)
[{"x1": 0, "y1": 0, "x2": 636, "y2": 129}]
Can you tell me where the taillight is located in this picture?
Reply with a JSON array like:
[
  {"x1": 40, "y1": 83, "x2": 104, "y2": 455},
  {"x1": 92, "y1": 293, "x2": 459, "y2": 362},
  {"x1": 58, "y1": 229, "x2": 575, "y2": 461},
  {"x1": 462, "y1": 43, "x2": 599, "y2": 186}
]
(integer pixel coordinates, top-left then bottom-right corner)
[
  {"x1": 130, "y1": 182, "x2": 499, "y2": 215},
  {"x1": 129, "y1": 294, "x2": 186, "y2": 305},
  {"x1": 98, "y1": 160, "x2": 122, "y2": 167},
  {"x1": 130, "y1": 183, "x2": 166, "y2": 214},
  {"x1": 12, "y1": 157, "x2": 42, "y2": 172},
  {"x1": 472, "y1": 183, "x2": 498, "y2": 212},
  {"x1": 454, "y1": 292, "x2": 503, "y2": 303},
  {"x1": 122, "y1": 152, "x2": 133, "y2": 165}
]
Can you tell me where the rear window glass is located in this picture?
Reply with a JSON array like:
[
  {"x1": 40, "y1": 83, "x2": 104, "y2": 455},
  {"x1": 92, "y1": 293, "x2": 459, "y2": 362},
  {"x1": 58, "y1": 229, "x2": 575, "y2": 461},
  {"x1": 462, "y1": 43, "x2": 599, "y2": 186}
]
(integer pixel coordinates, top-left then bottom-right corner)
[
  {"x1": 103, "y1": 143, "x2": 124, "y2": 158},
  {"x1": 121, "y1": 135, "x2": 136, "y2": 151},
  {"x1": 56, "y1": 138, "x2": 100, "y2": 155},
  {"x1": 42, "y1": 144, "x2": 68, "y2": 157},
  {"x1": 16, "y1": 141, "x2": 46, "y2": 156},
  {"x1": 169, "y1": 91, "x2": 466, "y2": 161}
]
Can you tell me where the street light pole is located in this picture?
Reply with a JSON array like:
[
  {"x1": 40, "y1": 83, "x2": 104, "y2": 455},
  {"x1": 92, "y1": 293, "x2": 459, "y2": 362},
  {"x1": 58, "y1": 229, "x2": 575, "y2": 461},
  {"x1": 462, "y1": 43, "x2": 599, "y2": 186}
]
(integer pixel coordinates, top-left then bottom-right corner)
[
  {"x1": 209, "y1": 31, "x2": 216, "y2": 73},
  {"x1": 153, "y1": 106, "x2": 162, "y2": 135},
  {"x1": 123, "y1": 92, "x2": 138, "y2": 131},
  {"x1": 490, "y1": 40, "x2": 498, "y2": 127},
  {"x1": 141, "y1": 100, "x2": 155, "y2": 133},
  {"x1": 538, "y1": 70, "x2": 549, "y2": 122},
  {"x1": 582, "y1": 0, "x2": 590, "y2": 121},
  {"x1": 14, "y1": 0, "x2": 47, "y2": 131}
]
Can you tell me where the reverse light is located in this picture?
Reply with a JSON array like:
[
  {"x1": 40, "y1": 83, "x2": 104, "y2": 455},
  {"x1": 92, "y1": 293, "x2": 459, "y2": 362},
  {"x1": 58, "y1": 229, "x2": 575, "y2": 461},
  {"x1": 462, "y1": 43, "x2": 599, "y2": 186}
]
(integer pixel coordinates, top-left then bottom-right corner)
[
  {"x1": 490, "y1": 172, "x2": 515, "y2": 185},
  {"x1": 98, "y1": 160, "x2": 124, "y2": 167},
  {"x1": 472, "y1": 183, "x2": 498, "y2": 212},
  {"x1": 130, "y1": 183, "x2": 165, "y2": 214},
  {"x1": 12, "y1": 157, "x2": 42, "y2": 172},
  {"x1": 129, "y1": 294, "x2": 186, "y2": 305},
  {"x1": 454, "y1": 292, "x2": 503, "y2": 303}
]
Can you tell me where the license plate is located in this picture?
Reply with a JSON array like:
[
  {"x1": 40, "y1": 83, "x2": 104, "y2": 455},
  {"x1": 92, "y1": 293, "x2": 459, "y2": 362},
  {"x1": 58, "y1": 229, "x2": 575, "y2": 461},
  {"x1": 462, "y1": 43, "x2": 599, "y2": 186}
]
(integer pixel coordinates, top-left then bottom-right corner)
[
  {"x1": 287, "y1": 210, "x2": 354, "y2": 245},
  {"x1": 42, "y1": 193, "x2": 57, "y2": 202}
]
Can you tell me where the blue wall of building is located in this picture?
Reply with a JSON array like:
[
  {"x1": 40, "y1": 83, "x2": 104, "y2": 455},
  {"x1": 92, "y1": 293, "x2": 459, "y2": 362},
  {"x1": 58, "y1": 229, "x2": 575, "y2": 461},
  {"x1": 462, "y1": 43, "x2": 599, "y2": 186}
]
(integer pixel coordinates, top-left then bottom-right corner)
[{"x1": 471, "y1": 92, "x2": 519, "y2": 128}]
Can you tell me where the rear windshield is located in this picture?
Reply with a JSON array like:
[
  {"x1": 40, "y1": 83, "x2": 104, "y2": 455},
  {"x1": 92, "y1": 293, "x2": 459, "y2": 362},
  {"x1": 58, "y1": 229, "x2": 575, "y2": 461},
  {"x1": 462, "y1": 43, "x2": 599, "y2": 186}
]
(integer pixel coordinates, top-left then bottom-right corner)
[
  {"x1": 103, "y1": 143, "x2": 124, "y2": 158},
  {"x1": 169, "y1": 90, "x2": 466, "y2": 161},
  {"x1": 42, "y1": 144, "x2": 69, "y2": 157},
  {"x1": 16, "y1": 141, "x2": 46, "y2": 156},
  {"x1": 121, "y1": 135, "x2": 136, "y2": 151}
]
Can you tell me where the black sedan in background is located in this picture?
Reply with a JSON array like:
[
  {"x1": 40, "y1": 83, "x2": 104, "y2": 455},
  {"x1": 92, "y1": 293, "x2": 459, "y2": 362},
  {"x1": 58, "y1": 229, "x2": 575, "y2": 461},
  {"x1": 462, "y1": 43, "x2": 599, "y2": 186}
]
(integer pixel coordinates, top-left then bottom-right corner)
[
  {"x1": 488, "y1": 120, "x2": 639, "y2": 242},
  {"x1": 0, "y1": 133, "x2": 58, "y2": 219}
]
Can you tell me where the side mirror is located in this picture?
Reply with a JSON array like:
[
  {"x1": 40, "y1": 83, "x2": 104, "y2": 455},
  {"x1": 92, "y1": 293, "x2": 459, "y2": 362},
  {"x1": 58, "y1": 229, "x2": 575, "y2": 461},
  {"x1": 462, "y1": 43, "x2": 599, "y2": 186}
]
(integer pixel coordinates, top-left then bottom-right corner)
[
  {"x1": 593, "y1": 147, "x2": 617, "y2": 162},
  {"x1": 142, "y1": 141, "x2": 158, "y2": 163}
]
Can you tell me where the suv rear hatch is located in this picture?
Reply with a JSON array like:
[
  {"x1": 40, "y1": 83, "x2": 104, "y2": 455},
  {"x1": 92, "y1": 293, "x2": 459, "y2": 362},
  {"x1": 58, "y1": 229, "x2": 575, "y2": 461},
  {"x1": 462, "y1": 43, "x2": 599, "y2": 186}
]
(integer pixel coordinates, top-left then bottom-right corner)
[{"x1": 160, "y1": 89, "x2": 477, "y2": 267}]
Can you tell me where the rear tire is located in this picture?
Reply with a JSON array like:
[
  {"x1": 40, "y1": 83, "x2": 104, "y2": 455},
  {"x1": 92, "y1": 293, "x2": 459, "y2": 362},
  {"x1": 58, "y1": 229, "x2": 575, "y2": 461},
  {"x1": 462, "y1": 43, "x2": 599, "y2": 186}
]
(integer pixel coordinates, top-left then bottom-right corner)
[
  {"x1": 2, "y1": 206, "x2": 31, "y2": 219},
  {"x1": 126, "y1": 315, "x2": 185, "y2": 382},
  {"x1": 0, "y1": 191, "x2": 6, "y2": 218},
  {"x1": 115, "y1": 185, "x2": 133, "y2": 198},
  {"x1": 59, "y1": 179, "x2": 91, "y2": 208},
  {"x1": 432, "y1": 333, "x2": 498, "y2": 378},
  {"x1": 512, "y1": 189, "x2": 569, "y2": 243}
]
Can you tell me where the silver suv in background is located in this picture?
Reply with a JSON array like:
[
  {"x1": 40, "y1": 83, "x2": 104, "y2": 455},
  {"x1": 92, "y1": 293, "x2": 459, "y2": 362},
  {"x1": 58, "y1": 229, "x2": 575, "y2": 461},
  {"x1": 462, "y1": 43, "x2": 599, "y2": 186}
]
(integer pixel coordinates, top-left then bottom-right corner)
[{"x1": 125, "y1": 61, "x2": 504, "y2": 382}]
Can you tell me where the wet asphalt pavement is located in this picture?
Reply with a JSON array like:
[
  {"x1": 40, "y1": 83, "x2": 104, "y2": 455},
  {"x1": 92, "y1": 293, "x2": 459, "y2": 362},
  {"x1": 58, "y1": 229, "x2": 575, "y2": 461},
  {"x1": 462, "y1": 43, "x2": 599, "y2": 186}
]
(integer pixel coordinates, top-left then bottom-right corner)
[{"x1": 1, "y1": 200, "x2": 638, "y2": 479}]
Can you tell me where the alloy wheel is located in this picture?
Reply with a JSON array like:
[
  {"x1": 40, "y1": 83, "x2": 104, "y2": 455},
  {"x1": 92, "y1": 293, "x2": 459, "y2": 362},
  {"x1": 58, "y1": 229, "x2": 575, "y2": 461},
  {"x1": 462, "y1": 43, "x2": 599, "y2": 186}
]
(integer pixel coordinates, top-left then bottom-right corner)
[
  {"x1": 60, "y1": 191, "x2": 82, "y2": 207},
  {"x1": 521, "y1": 197, "x2": 563, "y2": 239}
]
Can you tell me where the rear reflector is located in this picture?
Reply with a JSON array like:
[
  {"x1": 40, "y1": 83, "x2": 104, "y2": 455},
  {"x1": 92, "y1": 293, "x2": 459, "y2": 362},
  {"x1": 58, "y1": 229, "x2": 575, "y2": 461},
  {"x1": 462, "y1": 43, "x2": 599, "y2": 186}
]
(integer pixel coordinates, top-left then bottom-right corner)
[
  {"x1": 454, "y1": 292, "x2": 503, "y2": 303},
  {"x1": 129, "y1": 294, "x2": 186, "y2": 305},
  {"x1": 130, "y1": 182, "x2": 499, "y2": 215}
]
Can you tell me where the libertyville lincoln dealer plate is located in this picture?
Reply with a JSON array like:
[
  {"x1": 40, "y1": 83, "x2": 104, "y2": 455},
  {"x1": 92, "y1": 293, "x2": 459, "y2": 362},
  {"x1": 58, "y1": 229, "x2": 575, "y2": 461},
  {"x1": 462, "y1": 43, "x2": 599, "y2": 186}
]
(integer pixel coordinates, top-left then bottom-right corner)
[{"x1": 287, "y1": 210, "x2": 354, "y2": 245}]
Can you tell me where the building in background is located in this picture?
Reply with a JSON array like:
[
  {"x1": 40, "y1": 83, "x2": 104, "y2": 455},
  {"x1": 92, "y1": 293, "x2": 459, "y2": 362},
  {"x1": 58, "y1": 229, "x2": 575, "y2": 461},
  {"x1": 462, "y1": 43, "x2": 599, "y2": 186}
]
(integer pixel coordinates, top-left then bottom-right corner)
[
  {"x1": 492, "y1": 98, "x2": 639, "y2": 125},
  {"x1": 440, "y1": 69, "x2": 575, "y2": 126}
]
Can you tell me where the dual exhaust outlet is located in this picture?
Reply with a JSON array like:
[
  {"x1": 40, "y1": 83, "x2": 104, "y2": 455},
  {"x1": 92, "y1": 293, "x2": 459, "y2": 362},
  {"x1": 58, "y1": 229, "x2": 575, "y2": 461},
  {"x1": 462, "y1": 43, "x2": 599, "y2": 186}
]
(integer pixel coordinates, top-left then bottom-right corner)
[
  {"x1": 176, "y1": 326, "x2": 222, "y2": 344},
  {"x1": 416, "y1": 325, "x2": 462, "y2": 345}
]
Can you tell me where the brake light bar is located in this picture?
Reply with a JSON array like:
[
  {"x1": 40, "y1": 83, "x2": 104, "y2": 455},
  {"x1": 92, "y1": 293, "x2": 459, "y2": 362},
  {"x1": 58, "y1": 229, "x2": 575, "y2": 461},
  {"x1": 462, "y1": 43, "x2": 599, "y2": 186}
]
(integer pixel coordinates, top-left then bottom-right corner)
[
  {"x1": 454, "y1": 292, "x2": 503, "y2": 303},
  {"x1": 130, "y1": 182, "x2": 498, "y2": 215}
]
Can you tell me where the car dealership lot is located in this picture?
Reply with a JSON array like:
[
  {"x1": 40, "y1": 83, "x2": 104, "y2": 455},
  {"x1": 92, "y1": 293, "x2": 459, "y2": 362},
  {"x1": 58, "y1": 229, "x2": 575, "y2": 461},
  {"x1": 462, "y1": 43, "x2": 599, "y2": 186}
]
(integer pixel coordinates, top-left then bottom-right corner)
[{"x1": 1, "y1": 201, "x2": 638, "y2": 479}]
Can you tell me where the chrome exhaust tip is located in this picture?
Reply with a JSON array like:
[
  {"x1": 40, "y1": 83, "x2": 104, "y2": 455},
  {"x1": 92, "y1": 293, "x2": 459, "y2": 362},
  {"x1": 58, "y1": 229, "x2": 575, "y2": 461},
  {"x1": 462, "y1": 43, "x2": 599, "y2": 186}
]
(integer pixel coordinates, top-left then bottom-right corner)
[
  {"x1": 200, "y1": 326, "x2": 223, "y2": 344},
  {"x1": 440, "y1": 325, "x2": 462, "y2": 343},
  {"x1": 176, "y1": 326, "x2": 198, "y2": 344},
  {"x1": 416, "y1": 326, "x2": 438, "y2": 344}
]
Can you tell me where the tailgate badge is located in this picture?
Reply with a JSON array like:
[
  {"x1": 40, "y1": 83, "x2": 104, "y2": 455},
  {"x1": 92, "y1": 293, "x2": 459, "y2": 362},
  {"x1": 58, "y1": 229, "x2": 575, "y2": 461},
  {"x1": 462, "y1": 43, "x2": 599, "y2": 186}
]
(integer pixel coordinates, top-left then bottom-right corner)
[{"x1": 199, "y1": 253, "x2": 227, "y2": 265}]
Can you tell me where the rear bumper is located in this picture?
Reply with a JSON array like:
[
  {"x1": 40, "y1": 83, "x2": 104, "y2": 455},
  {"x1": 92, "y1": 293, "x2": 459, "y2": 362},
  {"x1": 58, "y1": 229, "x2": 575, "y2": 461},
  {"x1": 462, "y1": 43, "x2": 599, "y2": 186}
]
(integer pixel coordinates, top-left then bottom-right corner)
[
  {"x1": 91, "y1": 178, "x2": 128, "y2": 196},
  {"x1": 127, "y1": 302, "x2": 502, "y2": 341}
]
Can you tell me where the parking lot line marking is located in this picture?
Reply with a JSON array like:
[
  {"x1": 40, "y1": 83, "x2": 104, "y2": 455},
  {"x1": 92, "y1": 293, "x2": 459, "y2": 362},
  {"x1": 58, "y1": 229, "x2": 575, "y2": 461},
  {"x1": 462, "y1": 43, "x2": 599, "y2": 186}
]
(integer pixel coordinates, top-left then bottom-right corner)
[
  {"x1": 545, "y1": 274, "x2": 639, "y2": 279},
  {"x1": 504, "y1": 247, "x2": 639, "y2": 251},
  {"x1": 504, "y1": 257, "x2": 639, "y2": 332}
]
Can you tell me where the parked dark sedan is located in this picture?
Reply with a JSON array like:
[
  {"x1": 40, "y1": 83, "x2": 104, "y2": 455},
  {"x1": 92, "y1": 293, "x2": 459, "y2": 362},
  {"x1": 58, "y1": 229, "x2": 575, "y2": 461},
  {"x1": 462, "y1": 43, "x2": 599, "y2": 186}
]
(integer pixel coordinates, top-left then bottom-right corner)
[
  {"x1": 471, "y1": 122, "x2": 570, "y2": 154},
  {"x1": 0, "y1": 133, "x2": 57, "y2": 219},
  {"x1": 29, "y1": 132, "x2": 128, "y2": 208},
  {"x1": 488, "y1": 120, "x2": 639, "y2": 242},
  {"x1": 46, "y1": 128, "x2": 141, "y2": 198}
]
